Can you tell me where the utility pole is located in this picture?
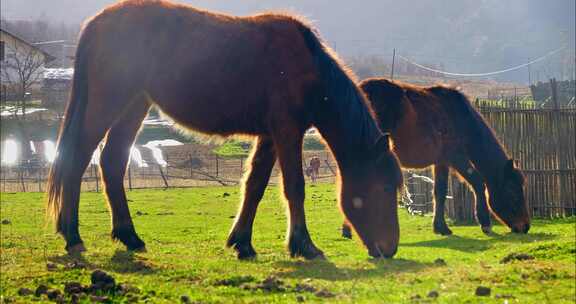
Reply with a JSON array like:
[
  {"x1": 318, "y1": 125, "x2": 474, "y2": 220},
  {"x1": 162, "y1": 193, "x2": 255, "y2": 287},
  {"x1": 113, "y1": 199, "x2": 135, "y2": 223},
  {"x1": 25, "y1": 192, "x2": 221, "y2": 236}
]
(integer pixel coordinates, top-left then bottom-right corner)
[
  {"x1": 390, "y1": 48, "x2": 396, "y2": 80},
  {"x1": 528, "y1": 57, "x2": 532, "y2": 85}
]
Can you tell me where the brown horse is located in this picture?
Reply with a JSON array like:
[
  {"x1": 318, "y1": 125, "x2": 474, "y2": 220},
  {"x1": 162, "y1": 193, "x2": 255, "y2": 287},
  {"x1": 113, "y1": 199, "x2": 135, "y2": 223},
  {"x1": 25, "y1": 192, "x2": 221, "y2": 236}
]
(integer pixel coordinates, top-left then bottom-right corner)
[
  {"x1": 46, "y1": 0, "x2": 402, "y2": 259},
  {"x1": 342, "y1": 78, "x2": 530, "y2": 237}
]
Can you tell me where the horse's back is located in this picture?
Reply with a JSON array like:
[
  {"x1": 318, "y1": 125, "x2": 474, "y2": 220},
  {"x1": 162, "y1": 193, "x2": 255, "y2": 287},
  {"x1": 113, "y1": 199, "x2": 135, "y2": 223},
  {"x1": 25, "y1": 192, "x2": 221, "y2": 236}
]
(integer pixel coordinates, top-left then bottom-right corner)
[{"x1": 78, "y1": 0, "x2": 319, "y2": 136}]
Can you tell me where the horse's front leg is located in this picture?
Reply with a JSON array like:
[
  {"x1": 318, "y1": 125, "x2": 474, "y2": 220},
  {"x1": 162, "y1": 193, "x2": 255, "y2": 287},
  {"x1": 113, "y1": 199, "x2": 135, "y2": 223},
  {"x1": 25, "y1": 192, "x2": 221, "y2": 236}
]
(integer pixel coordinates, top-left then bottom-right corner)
[
  {"x1": 227, "y1": 136, "x2": 276, "y2": 259},
  {"x1": 433, "y1": 164, "x2": 452, "y2": 235},
  {"x1": 274, "y1": 133, "x2": 324, "y2": 259},
  {"x1": 450, "y1": 158, "x2": 491, "y2": 234}
]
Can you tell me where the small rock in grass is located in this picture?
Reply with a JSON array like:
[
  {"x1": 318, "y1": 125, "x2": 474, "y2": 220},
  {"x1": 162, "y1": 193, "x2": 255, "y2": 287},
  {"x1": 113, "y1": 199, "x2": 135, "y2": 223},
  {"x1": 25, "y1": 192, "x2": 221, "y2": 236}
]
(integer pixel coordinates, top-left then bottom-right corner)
[
  {"x1": 294, "y1": 283, "x2": 316, "y2": 293},
  {"x1": 46, "y1": 262, "x2": 58, "y2": 271},
  {"x1": 500, "y1": 253, "x2": 534, "y2": 264},
  {"x1": 91, "y1": 270, "x2": 115, "y2": 286},
  {"x1": 475, "y1": 286, "x2": 491, "y2": 296},
  {"x1": 296, "y1": 295, "x2": 306, "y2": 302},
  {"x1": 1, "y1": 219, "x2": 11, "y2": 225},
  {"x1": 257, "y1": 276, "x2": 284, "y2": 292},
  {"x1": 17, "y1": 287, "x2": 33, "y2": 296},
  {"x1": 64, "y1": 282, "x2": 83, "y2": 294},
  {"x1": 427, "y1": 290, "x2": 439, "y2": 298},
  {"x1": 223, "y1": 192, "x2": 230, "y2": 197},
  {"x1": 314, "y1": 289, "x2": 335, "y2": 298},
  {"x1": 35, "y1": 284, "x2": 49, "y2": 297},
  {"x1": 117, "y1": 283, "x2": 140, "y2": 295},
  {"x1": 46, "y1": 289, "x2": 62, "y2": 300},
  {"x1": 434, "y1": 258, "x2": 447, "y2": 266},
  {"x1": 180, "y1": 295, "x2": 191, "y2": 303}
]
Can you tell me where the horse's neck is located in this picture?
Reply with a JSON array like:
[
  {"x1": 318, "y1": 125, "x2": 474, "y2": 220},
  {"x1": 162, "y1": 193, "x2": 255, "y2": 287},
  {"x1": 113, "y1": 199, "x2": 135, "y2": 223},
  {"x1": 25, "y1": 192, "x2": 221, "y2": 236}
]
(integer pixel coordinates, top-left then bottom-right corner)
[
  {"x1": 313, "y1": 108, "x2": 379, "y2": 170},
  {"x1": 465, "y1": 127, "x2": 509, "y2": 187}
]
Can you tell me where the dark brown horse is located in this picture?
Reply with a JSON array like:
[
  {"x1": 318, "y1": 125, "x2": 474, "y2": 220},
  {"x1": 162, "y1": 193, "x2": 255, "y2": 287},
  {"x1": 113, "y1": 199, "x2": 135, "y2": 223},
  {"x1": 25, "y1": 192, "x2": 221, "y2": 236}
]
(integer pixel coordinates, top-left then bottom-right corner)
[
  {"x1": 46, "y1": 0, "x2": 402, "y2": 259},
  {"x1": 342, "y1": 78, "x2": 530, "y2": 237}
]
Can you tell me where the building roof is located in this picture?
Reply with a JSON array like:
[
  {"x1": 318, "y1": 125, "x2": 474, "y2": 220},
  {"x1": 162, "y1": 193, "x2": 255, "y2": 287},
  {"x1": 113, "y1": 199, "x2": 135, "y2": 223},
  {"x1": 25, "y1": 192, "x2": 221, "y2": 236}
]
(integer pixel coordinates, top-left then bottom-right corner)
[
  {"x1": 0, "y1": 28, "x2": 56, "y2": 62},
  {"x1": 44, "y1": 68, "x2": 74, "y2": 80}
]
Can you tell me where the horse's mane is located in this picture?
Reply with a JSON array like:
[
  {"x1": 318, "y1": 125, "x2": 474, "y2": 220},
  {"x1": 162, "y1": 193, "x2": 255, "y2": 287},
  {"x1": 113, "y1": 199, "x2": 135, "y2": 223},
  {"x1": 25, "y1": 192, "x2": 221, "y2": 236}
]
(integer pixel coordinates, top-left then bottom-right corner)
[
  {"x1": 297, "y1": 25, "x2": 382, "y2": 151},
  {"x1": 427, "y1": 85, "x2": 516, "y2": 178}
]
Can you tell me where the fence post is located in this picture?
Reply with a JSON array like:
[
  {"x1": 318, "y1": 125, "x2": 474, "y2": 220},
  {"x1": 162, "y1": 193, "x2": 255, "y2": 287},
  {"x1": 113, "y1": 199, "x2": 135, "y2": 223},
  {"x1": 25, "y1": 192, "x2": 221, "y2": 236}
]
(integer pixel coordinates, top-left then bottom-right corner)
[
  {"x1": 128, "y1": 163, "x2": 133, "y2": 191},
  {"x1": 92, "y1": 164, "x2": 99, "y2": 192},
  {"x1": 158, "y1": 164, "x2": 169, "y2": 189},
  {"x1": 189, "y1": 153, "x2": 193, "y2": 178},
  {"x1": 37, "y1": 165, "x2": 42, "y2": 192},
  {"x1": 550, "y1": 78, "x2": 569, "y2": 216},
  {"x1": 19, "y1": 163, "x2": 26, "y2": 192}
]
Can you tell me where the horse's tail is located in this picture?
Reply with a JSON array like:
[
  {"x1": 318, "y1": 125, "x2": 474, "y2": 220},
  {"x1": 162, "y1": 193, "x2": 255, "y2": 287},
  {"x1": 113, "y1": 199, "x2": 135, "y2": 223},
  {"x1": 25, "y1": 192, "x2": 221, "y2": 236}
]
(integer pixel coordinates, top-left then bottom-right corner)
[{"x1": 46, "y1": 29, "x2": 91, "y2": 229}]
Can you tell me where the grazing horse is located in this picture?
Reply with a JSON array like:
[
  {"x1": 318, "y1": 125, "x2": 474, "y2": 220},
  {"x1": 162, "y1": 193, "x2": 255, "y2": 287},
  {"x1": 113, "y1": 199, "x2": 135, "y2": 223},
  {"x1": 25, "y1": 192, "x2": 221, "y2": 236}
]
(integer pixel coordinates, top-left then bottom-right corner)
[
  {"x1": 46, "y1": 0, "x2": 403, "y2": 259},
  {"x1": 342, "y1": 79, "x2": 530, "y2": 237},
  {"x1": 306, "y1": 157, "x2": 321, "y2": 182}
]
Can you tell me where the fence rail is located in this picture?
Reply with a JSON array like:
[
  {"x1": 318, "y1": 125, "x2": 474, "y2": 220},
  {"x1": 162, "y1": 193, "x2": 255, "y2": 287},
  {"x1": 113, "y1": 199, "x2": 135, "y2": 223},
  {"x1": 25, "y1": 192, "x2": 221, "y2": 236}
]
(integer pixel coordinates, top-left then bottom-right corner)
[{"x1": 1, "y1": 102, "x2": 575, "y2": 221}]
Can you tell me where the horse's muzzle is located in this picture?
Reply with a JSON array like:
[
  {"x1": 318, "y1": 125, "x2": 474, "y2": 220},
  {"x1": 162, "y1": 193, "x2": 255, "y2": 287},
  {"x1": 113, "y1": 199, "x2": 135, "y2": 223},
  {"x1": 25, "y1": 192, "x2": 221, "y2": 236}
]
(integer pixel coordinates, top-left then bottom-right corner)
[
  {"x1": 368, "y1": 242, "x2": 397, "y2": 259},
  {"x1": 511, "y1": 222, "x2": 530, "y2": 234}
]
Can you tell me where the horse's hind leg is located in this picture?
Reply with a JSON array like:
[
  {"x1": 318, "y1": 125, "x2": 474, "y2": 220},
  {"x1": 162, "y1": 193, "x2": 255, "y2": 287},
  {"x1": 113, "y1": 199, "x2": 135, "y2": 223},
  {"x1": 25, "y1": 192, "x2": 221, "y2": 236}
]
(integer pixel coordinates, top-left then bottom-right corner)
[
  {"x1": 274, "y1": 131, "x2": 324, "y2": 259},
  {"x1": 227, "y1": 136, "x2": 276, "y2": 259},
  {"x1": 57, "y1": 90, "x2": 134, "y2": 253},
  {"x1": 450, "y1": 158, "x2": 491, "y2": 234},
  {"x1": 100, "y1": 100, "x2": 150, "y2": 251},
  {"x1": 432, "y1": 164, "x2": 452, "y2": 235}
]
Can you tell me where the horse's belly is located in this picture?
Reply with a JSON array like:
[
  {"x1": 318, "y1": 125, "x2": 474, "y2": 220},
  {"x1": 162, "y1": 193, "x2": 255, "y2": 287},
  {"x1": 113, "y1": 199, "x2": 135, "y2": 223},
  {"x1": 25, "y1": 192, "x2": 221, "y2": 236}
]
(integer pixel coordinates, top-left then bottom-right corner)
[{"x1": 392, "y1": 136, "x2": 442, "y2": 169}]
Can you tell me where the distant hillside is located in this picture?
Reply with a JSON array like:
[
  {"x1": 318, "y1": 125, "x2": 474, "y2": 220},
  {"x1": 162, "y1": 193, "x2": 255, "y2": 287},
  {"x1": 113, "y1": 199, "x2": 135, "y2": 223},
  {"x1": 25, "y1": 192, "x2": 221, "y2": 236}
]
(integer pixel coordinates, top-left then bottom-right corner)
[{"x1": 2, "y1": 0, "x2": 574, "y2": 83}]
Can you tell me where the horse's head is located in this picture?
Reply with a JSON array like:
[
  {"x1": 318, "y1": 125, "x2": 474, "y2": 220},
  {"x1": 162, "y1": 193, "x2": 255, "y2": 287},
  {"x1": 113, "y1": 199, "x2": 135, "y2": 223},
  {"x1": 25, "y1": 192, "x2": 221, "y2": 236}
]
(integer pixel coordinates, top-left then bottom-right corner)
[
  {"x1": 359, "y1": 79, "x2": 406, "y2": 132},
  {"x1": 488, "y1": 159, "x2": 530, "y2": 233},
  {"x1": 340, "y1": 135, "x2": 402, "y2": 258}
]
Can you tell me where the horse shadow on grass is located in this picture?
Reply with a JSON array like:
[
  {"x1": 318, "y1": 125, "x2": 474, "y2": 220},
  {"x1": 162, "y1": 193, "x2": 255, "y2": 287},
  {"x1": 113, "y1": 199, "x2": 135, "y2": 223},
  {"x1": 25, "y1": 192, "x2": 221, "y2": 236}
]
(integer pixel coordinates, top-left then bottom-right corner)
[
  {"x1": 103, "y1": 250, "x2": 156, "y2": 274},
  {"x1": 48, "y1": 250, "x2": 156, "y2": 274},
  {"x1": 401, "y1": 232, "x2": 556, "y2": 253},
  {"x1": 273, "y1": 257, "x2": 435, "y2": 281}
]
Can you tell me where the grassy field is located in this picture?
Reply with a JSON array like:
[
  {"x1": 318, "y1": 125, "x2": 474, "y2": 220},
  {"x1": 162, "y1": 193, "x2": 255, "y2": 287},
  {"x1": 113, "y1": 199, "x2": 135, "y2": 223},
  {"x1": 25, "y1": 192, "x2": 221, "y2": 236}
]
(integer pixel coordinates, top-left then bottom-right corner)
[{"x1": 1, "y1": 184, "x2": 574, "y2": 303}]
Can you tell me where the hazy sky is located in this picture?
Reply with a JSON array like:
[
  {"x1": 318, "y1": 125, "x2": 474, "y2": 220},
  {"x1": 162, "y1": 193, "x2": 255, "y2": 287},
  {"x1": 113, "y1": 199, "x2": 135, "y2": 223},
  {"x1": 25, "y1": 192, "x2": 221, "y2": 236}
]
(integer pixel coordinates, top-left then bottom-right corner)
[{"x1": 2, "y1": 0, "x2": 575, "y2": 82}]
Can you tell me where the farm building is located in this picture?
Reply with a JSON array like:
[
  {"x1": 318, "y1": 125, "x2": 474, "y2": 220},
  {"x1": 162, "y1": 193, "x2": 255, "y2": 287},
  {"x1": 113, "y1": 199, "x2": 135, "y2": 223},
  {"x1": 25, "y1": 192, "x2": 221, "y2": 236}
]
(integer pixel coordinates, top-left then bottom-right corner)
[
  {"x1": 0, "y1": 28, "x2": 55, "y2": 101},
  {"x1": 42, "y1": 68, "x2": 73, "y2": 110}
]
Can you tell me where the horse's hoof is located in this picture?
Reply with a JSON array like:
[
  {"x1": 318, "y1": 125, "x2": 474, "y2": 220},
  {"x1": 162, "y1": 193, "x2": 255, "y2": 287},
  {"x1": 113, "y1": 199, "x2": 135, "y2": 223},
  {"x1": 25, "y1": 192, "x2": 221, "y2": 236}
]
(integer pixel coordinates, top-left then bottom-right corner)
[
  {"x1": 290, "y1": 245, "x2": 325, "y2": 260},
  {"x1": 66, "y1": 243, "x2": 86, "y2": 255},
  {"x1": 130, "y1": 245, "x2": 147, "y2": 253},
  {"x1": 237, "y1": 249, "x2": 257, "y2": 260},
  {"x1": 233, "y1": 244, "x2": 257, "y2": 260},
  {"x1": 481, "y1": 226, "x2": 493, "y2": 235},
  {"x1": 433, "y1": 225, "x2": 453, "y2": 236}
]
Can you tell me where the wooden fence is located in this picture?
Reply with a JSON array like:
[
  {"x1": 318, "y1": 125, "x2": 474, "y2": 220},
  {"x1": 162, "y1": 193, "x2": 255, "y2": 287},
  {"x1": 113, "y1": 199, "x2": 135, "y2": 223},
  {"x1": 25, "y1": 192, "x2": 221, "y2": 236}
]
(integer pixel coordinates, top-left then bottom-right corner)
[{"x1": 1, "y1": 104, "x2": 574, "y2": 222}]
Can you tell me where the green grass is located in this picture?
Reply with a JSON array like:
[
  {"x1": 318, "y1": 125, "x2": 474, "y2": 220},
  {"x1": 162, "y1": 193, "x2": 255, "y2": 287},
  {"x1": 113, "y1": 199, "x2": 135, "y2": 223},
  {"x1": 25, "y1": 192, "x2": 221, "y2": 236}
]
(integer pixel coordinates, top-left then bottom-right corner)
[{"x1": 1, "y1": 185, "x2": 574, "y2": 303}]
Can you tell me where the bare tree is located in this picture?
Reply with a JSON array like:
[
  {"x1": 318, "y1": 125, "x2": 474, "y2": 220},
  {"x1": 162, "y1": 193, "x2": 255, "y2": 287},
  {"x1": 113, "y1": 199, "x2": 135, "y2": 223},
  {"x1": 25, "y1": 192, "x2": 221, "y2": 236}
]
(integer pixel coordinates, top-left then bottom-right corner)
[{"x1": 1, "y1": 38, "x2": 47, "y2": 119}]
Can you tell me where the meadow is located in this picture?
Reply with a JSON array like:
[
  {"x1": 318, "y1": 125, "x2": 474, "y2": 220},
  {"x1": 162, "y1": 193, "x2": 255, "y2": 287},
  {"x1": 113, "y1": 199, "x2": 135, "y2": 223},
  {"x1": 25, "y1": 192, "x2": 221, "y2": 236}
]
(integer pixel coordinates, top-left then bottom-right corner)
[{"x1": 1, "y1": 184, "x2": 574, "y2": 303}]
